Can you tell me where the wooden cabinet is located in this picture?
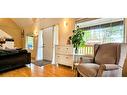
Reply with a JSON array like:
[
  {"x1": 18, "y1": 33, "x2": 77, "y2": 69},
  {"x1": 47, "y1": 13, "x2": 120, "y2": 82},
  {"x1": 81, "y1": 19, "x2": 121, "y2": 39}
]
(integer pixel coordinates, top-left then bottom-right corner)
[{"x1": 55, "y1": 45, "x2": 74, "y2": 69}]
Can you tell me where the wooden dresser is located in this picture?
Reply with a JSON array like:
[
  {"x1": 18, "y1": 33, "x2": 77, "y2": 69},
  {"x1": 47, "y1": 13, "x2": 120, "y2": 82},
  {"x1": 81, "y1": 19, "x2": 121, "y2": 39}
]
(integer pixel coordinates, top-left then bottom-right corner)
[{"x1": 55, "y1": 45, "x2": 74, "y2": 69}]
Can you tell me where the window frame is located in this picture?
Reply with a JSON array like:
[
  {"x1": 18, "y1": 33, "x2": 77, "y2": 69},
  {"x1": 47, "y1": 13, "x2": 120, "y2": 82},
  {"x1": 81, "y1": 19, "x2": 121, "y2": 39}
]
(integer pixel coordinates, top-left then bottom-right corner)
[{"x1": 75, "y1": 18, "x2": 125, "y2": 44}]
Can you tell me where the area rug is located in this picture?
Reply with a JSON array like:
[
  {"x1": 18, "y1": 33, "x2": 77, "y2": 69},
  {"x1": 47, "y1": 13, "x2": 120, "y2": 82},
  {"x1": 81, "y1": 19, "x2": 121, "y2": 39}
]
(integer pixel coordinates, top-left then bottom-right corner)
[{"x1": 33, "y1": 60, "x2": 51, "y2": 67}]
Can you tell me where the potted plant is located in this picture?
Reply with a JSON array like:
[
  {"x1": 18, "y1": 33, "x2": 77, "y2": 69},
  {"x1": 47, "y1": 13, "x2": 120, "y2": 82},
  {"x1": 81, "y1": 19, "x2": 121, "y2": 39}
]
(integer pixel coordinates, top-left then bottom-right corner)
[{"x1": 70, "y1": 26, "x2": 86, "y2": 53}]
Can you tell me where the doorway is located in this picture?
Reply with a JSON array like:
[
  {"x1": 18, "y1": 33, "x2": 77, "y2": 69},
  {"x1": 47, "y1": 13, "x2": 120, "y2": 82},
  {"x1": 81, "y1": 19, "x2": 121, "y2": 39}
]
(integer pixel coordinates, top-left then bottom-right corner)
[
  {"x1": 43, "y1": 27, "x2": 54, "y2": 61},
  {"x1": 37, "y1": 25, "x2": 59, "y2": 65}
]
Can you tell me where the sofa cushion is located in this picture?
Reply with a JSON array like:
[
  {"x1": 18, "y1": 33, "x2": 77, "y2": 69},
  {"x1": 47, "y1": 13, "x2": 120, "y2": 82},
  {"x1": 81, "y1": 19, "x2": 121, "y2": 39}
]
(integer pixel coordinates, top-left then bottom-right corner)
[
  {"x1": 95, "y1": 43, "x2": 119, "y2": 64},
  {"x1": 0, "y1": 49, "x2": 19, "y2": 57},
  {"x1": 77, "y1": 63, "x2": 99, "y2": 77}
]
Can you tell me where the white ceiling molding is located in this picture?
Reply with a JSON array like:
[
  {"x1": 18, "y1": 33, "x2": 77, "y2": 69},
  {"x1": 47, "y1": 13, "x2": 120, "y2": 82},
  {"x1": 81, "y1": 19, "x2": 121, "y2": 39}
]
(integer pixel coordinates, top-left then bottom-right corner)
[
  {"x1": 75, "y1": 18, "x2": 98, "y2": 23},
  {"x1": 77, "y1": 18, "x2": 124, "y2": 28}
]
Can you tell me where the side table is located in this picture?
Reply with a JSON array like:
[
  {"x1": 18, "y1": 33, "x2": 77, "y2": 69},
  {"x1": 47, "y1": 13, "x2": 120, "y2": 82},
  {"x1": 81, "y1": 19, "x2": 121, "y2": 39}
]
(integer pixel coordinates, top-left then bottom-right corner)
[{"x1": 73, "y1": 63, "x2": 80, "y2": 77}]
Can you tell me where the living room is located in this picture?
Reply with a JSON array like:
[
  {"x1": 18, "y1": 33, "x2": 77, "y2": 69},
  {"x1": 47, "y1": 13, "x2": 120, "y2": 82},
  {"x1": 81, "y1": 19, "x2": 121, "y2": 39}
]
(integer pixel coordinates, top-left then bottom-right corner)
[
  {"x1": 1, "y1": 0, "x2": 127, "y2": 95},
  {"x1": 0, "y1": 18, "x2": 127, "y2": 77}
]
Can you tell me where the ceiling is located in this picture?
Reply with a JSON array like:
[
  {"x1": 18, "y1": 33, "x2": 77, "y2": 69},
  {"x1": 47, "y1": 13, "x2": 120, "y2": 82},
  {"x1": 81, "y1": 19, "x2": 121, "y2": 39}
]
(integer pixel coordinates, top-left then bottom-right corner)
[
  {"x1": 11, "y1": 18, "x2": 97, "y2": 30},
  {"x1": 12, "y1": 18, "x2": 34, "y2": 28},
  {"x1": 39, "y1": 18, "x2": 61, "y2": 29},
  {"x1": 11, "y1": 18, "x2": 62, "y2": 30}
]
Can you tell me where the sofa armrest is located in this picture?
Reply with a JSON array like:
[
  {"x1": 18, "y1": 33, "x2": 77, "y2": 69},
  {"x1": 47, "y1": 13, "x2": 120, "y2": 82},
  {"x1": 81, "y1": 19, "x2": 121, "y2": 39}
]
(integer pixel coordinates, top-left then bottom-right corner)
[{"x1": 26, "y1": 53, "x2": 31, "y2": 64}]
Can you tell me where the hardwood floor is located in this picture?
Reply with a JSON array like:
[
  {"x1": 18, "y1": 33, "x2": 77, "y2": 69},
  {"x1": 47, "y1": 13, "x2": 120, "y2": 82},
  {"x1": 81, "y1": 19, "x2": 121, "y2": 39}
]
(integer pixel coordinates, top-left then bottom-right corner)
[{"x1": 0, "y1": 64, "x2": 76, "y2": 77}]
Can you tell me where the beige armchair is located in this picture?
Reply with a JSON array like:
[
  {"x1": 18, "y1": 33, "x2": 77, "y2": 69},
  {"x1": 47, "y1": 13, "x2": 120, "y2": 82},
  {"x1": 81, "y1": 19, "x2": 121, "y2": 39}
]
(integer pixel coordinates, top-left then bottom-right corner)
[{"x1": 76, "y1": 43, "x2": 127, "y2": 77}]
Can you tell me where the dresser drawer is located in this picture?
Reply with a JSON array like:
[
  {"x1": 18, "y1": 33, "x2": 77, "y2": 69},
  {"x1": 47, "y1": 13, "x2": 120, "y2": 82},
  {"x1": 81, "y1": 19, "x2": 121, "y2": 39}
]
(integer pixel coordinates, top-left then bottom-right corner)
[
  {"x1": 64, "y1": 46, "x2": 73, "y2": 54},
  {"x1": 64, "y1": 56, "x2": 73, "y2": 66},
  {"x1": 55, "y1": 46, "x2": 64, "y2": 54},
  {"x1": 55, "y1": 54, "x2": 73, "y2": 66},
  {"x1": 55, "y1": 55, "x2": 65, "y2": 64},
  {"x1": 64, "y1": 55, "x2": 73, "y2": 62},
  {"x1": 56, "y1": 45, "x2": 73, "y2": 55},
  {"x1": 55, "y1": 55, "x2": 60, "y2": 62}
]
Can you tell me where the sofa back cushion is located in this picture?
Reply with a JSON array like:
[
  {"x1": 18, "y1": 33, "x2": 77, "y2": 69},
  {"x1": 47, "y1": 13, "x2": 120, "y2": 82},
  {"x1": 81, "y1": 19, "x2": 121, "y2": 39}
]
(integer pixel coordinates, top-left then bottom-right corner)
[{"x1": 95, "y1": 43, "x2": 120, "y2": 64}]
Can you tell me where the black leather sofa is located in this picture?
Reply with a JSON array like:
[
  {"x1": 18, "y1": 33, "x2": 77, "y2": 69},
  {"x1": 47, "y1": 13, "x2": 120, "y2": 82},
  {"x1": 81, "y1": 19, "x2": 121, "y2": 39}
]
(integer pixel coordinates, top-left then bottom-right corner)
[{"x1": 0, "y1": 49, "x2": 31, "y2": 72}]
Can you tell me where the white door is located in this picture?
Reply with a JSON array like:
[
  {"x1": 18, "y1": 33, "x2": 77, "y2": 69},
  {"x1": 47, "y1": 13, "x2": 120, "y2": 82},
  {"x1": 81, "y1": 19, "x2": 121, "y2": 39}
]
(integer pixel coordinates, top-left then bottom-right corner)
[{"x1": 43, "y1": 27, "x2": 53, "y2": 61}]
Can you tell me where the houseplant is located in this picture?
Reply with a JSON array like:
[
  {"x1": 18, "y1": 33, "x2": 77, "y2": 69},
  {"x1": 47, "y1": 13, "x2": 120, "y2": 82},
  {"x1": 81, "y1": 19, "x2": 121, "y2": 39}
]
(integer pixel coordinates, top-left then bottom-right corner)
[{"x1": 70, "y1": 26, "x2": 86, "y2": 53}]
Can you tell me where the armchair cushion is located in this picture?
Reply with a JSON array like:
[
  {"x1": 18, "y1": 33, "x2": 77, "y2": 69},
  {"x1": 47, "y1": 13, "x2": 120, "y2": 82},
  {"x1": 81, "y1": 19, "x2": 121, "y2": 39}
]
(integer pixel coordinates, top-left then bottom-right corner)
[
  {"x1": 82, "y1": 56, "x2": 94, "y2": 63},
  {"x1": 77, "y1": 63, "x2": 119, "y2": 77},
  {"x1": 77, "y1": 63, "x2": 99, "y2": 77}
]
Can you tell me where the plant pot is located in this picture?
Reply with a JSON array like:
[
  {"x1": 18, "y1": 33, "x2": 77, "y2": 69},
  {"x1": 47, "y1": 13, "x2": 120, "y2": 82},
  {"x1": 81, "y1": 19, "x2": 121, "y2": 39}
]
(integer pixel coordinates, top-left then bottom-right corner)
[{"x1": 75, "y1": 48, "x2": 78, "y2": 54}]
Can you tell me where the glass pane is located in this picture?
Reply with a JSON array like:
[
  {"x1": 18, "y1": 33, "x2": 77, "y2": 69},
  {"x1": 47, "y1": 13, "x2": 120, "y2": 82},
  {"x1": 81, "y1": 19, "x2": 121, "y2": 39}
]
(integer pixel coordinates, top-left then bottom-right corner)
[{"x1": 27, "y1": 36, "x2": 34, "y2": 49}]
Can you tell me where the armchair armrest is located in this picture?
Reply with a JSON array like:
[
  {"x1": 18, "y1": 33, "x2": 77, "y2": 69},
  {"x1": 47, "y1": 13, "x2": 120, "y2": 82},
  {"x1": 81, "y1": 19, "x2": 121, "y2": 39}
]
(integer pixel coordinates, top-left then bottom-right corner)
[{"x1": 96, "y1": 64, "x2": 106, "y2": 77}]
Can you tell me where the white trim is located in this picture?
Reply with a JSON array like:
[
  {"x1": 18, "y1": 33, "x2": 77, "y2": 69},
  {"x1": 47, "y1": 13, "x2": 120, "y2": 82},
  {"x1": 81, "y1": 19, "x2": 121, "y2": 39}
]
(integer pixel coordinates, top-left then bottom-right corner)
[{"x1": 77, "y1": 18, "x2": 124, "y2": 28}]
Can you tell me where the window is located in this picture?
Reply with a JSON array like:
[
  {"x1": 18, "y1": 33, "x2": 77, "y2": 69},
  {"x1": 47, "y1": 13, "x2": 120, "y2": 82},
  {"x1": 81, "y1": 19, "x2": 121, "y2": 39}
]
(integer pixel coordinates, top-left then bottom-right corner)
[
  {"x1": 76, "y1": 18, "x2": 124, "y2": 45},
  {"x1": 26, "y1": 36, "x2": 34, "y2": 50}
]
